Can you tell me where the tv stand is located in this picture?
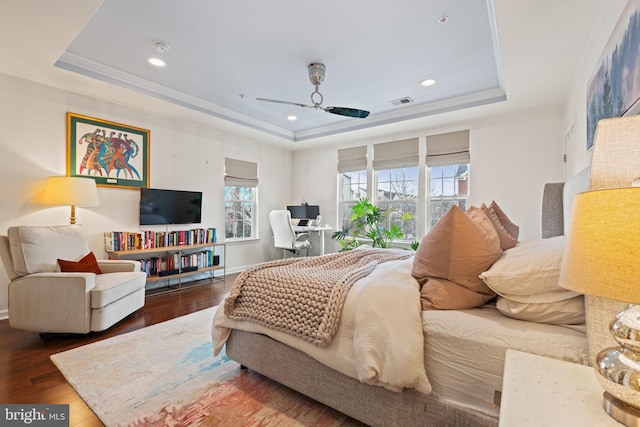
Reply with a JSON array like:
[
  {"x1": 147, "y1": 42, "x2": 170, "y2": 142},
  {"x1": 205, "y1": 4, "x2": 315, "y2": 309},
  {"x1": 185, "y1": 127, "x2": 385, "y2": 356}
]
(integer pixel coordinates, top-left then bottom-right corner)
[{"x1": 104, "y1": 229, "x2": 224, "y2": 295}]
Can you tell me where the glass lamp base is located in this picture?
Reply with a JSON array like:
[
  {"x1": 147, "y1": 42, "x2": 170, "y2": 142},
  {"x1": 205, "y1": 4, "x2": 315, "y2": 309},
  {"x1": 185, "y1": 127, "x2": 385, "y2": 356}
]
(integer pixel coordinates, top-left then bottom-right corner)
[
  {"x1": 597, "y1": 304, "x2": 640, "y2": 426},
  {"x1": 604, "y1": 392, "x2": 640, "y2": 426}
]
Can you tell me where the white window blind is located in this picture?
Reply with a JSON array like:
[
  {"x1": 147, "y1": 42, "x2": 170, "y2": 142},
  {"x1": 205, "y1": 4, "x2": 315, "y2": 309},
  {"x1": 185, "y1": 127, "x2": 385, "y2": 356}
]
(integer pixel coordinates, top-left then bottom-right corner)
[
  {"x1": 224, "y1": 158, "x2": 258, "y2": 187},
  {"x1": 337, "y1": 146, "x2": 367, "y2": 172},
  {"x1": 426, "y1": 130, "x2": 470, "y2": 166},
  {"x1": 372, "y1": 138, "x2": 419, "y2": 169}
]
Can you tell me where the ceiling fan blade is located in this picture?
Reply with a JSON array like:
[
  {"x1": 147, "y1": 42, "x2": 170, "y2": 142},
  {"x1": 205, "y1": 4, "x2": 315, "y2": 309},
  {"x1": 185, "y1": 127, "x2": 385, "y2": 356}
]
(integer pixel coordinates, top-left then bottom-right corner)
[
  {"x1": 256, "y1": 98, "x2": 310, "y2": 108},
  {"x1": 325, "y1": 106, "x2": 370, "y2": 118}
]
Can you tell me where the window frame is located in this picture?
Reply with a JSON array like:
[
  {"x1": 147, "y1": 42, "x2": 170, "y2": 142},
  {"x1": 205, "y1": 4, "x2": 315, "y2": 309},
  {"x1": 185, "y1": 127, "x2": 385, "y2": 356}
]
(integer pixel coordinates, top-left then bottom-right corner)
[{"x1": 224, "y1": 184, "x2": 257, "y2": 241}]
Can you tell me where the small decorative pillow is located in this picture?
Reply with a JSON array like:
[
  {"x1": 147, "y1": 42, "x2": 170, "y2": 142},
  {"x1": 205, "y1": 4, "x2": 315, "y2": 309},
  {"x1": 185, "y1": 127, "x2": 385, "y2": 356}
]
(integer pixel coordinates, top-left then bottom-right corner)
[
  {"x1": 57, "y1": 251, "x2": 103, "y2": 274},
  {"x1": 489, "y1": 200, "x2": 519, "y2": 239},
  {"x1": 481, "y1": 203, "x2": 517, "y2": 250}
]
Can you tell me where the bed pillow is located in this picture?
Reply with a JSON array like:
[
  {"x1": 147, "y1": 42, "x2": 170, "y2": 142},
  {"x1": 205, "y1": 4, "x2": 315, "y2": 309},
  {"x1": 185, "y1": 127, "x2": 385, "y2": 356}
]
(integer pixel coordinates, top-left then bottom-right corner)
[
  {"x1": 496, "y1": 295, "x2": 585, "y2": 325},
  {"x1": 479, "y1": 236, "x2": 579, "y2": 303},
  {"x1": 412, "y1": 205, "x2": 501, "y2": 309},
  {"x1": 421, "y1": 277, "x2": 496, "y2": 310},
  {"x1": 489, "y1": 200, "x2": 520, "y2": 239},
  {"x1": 481, "y1": 203, "x2": 517, "y2": 250},
  {"x1": 57, "y1": 251, "x2": 103, "y2": 274}
]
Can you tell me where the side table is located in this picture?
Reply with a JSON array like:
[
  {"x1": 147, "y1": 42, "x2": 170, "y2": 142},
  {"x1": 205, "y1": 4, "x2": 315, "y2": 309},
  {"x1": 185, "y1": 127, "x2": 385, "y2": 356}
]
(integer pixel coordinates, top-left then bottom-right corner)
[{"x1": 499, "y1": 349, "x2": 621, "y2": 426}]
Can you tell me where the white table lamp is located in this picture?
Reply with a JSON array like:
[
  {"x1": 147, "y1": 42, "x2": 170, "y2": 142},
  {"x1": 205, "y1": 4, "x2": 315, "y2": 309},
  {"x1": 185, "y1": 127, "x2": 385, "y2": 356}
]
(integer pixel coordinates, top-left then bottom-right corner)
[
  {"x1": 560, "y1": 187, "x2": 640, "y2": 426},
  {"x1": 42, "y1": 176, "x2": 100, "y2": 224}
]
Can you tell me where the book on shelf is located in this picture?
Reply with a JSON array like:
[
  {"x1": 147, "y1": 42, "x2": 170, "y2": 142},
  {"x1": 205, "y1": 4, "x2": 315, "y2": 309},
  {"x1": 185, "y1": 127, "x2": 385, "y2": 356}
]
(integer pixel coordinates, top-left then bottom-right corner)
[{"x1": 104, "y1": 227, "x2": 217, "y2": 252}]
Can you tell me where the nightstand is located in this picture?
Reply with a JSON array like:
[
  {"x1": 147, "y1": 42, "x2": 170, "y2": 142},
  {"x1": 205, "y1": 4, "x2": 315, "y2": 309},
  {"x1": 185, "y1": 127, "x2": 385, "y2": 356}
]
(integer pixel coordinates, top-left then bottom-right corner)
[{"x1": 499, "y1": 349, "x2": 621, "y2": 426}]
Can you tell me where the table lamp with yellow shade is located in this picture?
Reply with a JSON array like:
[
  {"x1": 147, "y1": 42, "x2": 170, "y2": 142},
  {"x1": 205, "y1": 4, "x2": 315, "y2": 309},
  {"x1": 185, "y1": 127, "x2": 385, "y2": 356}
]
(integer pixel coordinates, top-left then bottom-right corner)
[
  {"x1": 42, "y1": 176, "x2": 100, "y2": 224},
  {"x1": 560, "y1": 186, "x2": 640, "y2": 426}
]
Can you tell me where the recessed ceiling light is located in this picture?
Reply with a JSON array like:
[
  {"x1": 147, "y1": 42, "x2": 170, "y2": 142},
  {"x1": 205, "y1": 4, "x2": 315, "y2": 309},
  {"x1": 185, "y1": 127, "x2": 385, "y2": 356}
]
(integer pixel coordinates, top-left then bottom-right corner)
[
  {"x1": 287, "y1": 115, "x2": 298, "y2": 121},
  {"x1": 439, "y1": 15, "x2": 449, "y2": 24},
  {"x1": 147, "y1": 57, "x2": 166, "y2": 67},
  {"x1": 421, "y1": 78, "x2": 437, "y2": 87}
]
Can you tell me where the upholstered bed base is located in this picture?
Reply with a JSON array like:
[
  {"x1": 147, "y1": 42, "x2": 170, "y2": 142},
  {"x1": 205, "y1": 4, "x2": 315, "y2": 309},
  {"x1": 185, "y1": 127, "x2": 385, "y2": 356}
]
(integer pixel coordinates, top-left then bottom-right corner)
[{"x1": 227, "y1": 329, "x2": 497, "y2": 427}]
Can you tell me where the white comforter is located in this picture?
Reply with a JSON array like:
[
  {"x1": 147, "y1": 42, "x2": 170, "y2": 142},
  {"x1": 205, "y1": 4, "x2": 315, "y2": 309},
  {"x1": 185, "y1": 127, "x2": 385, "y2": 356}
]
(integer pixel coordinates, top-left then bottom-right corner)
[{"x1": 212, "y1": 256, "x2": 431, "y2": 394}]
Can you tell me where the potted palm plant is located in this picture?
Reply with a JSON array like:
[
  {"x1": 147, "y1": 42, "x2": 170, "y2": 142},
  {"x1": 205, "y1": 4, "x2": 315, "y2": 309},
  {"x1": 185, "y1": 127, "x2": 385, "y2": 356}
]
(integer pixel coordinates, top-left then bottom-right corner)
[{"x1": 331, "y1": 198, "x2": 415, "y2": 251}]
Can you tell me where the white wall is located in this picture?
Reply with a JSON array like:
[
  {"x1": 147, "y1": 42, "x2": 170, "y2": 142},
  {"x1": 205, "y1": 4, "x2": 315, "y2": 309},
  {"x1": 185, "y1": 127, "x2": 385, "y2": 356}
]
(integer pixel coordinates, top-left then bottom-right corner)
[
  {"x1": 292, "y1": 108, "x2": 565, "y2": 249},
  {"x1": 0, "y1": 73, "x2": 292, "y2": 317}
]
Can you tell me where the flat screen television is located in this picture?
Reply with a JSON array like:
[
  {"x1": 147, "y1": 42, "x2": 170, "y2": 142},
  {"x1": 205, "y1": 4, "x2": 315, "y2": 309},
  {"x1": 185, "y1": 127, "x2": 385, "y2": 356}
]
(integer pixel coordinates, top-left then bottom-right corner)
[{"x1": 139, "y1": 188, "x2": 203, "y2": 225}]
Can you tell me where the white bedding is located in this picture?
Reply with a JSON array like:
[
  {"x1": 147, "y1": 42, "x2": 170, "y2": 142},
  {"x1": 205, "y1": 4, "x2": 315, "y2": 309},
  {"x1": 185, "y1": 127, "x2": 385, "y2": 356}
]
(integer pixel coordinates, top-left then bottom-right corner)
[
  {"x1": 423, "y1": 304, "x2": 588, "y2": 417},
  {"x1": 213, "y1": 257, "x2": 431, "y2": 394}
]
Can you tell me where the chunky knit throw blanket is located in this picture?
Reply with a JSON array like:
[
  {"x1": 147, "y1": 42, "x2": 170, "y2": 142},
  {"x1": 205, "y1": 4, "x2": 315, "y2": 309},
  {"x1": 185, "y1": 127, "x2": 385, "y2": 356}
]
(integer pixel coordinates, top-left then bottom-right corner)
[{"x1": 224, "y1": 248, "x2": 413, "y2": 347}]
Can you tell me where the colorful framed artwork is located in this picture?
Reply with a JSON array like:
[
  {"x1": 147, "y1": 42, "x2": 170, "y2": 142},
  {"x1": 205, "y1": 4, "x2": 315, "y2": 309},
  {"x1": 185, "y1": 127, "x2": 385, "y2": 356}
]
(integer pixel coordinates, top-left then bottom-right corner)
[
  {"x1": 586, "y1": 0, "x2": 640, "y2": 150},
  {"x1": 66, "y1": 112, "x2": 150, "y2": 189}
]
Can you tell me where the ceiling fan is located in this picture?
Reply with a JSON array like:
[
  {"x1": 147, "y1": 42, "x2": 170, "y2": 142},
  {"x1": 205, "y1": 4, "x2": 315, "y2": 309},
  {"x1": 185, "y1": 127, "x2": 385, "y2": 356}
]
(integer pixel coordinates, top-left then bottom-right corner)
[{"x1": 256, "y1": 63, "x2": 370, "y2": 118}]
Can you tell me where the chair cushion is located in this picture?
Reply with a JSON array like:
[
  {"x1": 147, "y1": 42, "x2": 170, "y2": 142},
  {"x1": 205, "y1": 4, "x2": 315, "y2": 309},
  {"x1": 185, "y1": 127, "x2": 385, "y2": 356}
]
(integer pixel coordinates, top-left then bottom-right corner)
[
  {"x1": 8, "y1": 225, "x2": 90, "y2": 276},
  {"x1": 91, "y1": 271, "x2": 147, "y2": 308}
]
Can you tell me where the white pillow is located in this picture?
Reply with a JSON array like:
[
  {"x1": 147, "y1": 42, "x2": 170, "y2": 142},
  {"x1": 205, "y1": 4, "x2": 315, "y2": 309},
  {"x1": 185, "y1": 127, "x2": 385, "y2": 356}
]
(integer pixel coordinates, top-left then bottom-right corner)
[
  {"x1": 479, "y1": 236, "x2": 579, "y2": 303},
  {"x1": 496, "y1": 295, "x2": 585, "y2": 325},
  {"x1": 8, "y1": 225, "x2": 90, "y2": 276}
]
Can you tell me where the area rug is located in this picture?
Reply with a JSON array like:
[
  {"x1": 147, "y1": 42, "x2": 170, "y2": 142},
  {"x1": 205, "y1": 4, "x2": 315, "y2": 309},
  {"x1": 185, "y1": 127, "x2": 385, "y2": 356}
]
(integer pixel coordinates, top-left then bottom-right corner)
[{"x1": 51, "y1": 307, "x2": 362, "y2": 426}]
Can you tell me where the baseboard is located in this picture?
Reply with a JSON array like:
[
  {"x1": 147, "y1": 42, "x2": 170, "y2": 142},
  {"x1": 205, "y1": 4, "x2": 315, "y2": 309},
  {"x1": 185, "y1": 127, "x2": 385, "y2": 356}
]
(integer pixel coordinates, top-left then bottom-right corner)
[{"x1": 0, "y1": 309, "x2": 8, "y2": 320}]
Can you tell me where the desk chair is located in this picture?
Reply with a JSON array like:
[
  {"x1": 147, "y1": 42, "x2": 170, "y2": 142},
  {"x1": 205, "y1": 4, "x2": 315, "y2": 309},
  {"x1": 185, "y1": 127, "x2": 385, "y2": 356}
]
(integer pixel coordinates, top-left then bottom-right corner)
[{"x1": 269, "y1": 210, "x2": 311, "y2": 257}]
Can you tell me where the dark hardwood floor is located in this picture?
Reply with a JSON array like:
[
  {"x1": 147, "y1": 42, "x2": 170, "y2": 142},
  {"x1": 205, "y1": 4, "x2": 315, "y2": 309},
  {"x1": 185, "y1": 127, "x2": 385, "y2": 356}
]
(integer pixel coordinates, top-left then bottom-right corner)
[{"x1": 0, "y1": 275, "x2": 236, "y2": 426}]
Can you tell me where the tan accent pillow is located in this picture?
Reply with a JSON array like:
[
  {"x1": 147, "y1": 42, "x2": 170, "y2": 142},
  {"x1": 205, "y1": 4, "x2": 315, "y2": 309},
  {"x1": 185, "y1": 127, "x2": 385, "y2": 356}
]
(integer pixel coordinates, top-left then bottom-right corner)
[
  {"x1": 421, "y1": 277, "x2": 496, "y2": 310},
  {"x1": 489, "y1": 200, "x2": 519, "y2": 239},
  {"x1": 412, "y1": 205, "x2": 502, "y2": 309},
  {"x1": 481, "y1": 203, "x2": 517, "y2": 250},
  {"x1": 496, "y1": 295, "x2": 585, "y2": 325}
]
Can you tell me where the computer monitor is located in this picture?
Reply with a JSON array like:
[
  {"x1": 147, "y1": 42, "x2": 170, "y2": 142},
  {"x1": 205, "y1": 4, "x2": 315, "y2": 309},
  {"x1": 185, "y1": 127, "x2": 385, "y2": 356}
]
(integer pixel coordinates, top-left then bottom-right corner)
[
  {"x1": 306, "y1": 205, "x2": 320, "y2": 219},
  {"x1": 286, "y1": 205, "x2": 307, "y2": 219}
]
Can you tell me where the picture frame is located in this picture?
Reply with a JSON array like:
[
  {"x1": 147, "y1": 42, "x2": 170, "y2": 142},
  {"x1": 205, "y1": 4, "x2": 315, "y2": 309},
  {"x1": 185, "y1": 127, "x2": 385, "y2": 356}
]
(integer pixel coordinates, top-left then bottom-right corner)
[
  {"x1": 586, "y1": 0, "x2": 640, "y2": 150},
  {"x1": 66, "y1": 112, "x2": 150, "y2": 189}
]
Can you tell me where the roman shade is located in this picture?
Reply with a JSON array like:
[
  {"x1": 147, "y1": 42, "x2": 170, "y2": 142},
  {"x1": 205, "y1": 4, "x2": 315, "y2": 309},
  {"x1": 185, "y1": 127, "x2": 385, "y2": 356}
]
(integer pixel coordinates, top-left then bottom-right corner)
[
  {"x1": 224, "y1": 158, "x2": 258, "y2": 187},
  {"x1": 426, "y1": 130, "x2": 470, "y2": 166},
  {"x1": 337, "y1": 146, "x2": 367, "y2": 173},
  {"x1": 372, "y1": 138, "x2": 419, "y2": 169}
]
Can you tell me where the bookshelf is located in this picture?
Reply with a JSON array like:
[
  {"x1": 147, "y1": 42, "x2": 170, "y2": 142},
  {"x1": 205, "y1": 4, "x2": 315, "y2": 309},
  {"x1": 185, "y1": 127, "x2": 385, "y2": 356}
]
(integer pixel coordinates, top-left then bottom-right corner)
[{"x1": 105, "y1": 228, "x2": 225, "y2": 295}]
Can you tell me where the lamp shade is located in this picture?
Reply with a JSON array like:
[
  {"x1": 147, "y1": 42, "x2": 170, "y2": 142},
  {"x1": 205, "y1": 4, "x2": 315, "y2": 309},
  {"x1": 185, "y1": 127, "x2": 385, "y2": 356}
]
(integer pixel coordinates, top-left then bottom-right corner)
[
  {"x1": 559, "y1": 187, "x2": 640, "y2": 304},
  {"x1": 42, "y1": 176, "x2": 100, "y2": 207}
]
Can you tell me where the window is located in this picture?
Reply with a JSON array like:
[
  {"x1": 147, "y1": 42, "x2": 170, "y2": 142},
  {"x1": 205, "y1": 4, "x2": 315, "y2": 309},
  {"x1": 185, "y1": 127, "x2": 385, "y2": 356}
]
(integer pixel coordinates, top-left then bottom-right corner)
[
  {"x1": 224, "y1": 185, "x2": 256, "y2": 239},
  {"x1": 337, "y1": 146, "x2": 368, "y2": 233},
  {"x1": 428, "y1": 164, "x2": 469, "y2": 227},
  {"x1": 224, "y1": 158, "x2": 258, "y2": 240},
  {"x1": 339, "y1": 170, "x2": 367, "y2": 231},
  {"x1": 426, "y1": 130, "x2": 470, "y2": 227},
  {"x1": 376, "y1": 167, "x2": 418, "y2": 240},
  {"x1": 372, "y1": 139, "x2": 419, "y2": 241}
]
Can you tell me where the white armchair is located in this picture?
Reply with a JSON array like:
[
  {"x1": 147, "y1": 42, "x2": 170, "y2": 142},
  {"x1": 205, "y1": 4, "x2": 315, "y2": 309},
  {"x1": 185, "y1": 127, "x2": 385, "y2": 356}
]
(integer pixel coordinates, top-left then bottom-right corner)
[{"x1": 0, "y1": 225, "x2": 146, "y2": 334}]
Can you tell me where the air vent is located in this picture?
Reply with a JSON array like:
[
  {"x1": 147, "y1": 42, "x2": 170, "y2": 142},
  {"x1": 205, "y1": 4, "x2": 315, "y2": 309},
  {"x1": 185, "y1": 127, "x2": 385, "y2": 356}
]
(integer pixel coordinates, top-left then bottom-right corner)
[{"x1": 389, "y1": 97, "x2": 414, "y2": 106}]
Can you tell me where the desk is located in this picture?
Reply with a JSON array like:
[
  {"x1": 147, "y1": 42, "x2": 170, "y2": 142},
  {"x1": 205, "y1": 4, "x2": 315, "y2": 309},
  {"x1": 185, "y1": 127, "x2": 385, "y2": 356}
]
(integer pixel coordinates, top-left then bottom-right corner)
[{"x1": 292, "y1": 225, "x2": 332, "y2": 255}]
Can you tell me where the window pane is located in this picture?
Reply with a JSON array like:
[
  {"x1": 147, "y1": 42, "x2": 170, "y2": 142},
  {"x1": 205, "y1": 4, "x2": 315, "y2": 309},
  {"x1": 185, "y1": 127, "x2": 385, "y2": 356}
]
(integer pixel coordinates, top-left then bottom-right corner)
[
  {"x1": 427, "y1": 163, "x2": 470, "y2": 227},
  {"x1": 224, "y1": 185, "x2": 256, "y2": 239},
  {"x1": 373, "y1": 166, "x2": 418, "y2": 242}
]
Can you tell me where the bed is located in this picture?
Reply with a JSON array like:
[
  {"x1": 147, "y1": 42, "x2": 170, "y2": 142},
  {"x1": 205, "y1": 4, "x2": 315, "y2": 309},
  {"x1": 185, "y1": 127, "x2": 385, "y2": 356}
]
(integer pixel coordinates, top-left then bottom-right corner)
[{"x1": 212, "y1": 170, "x2": 590, "y2": 427}]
